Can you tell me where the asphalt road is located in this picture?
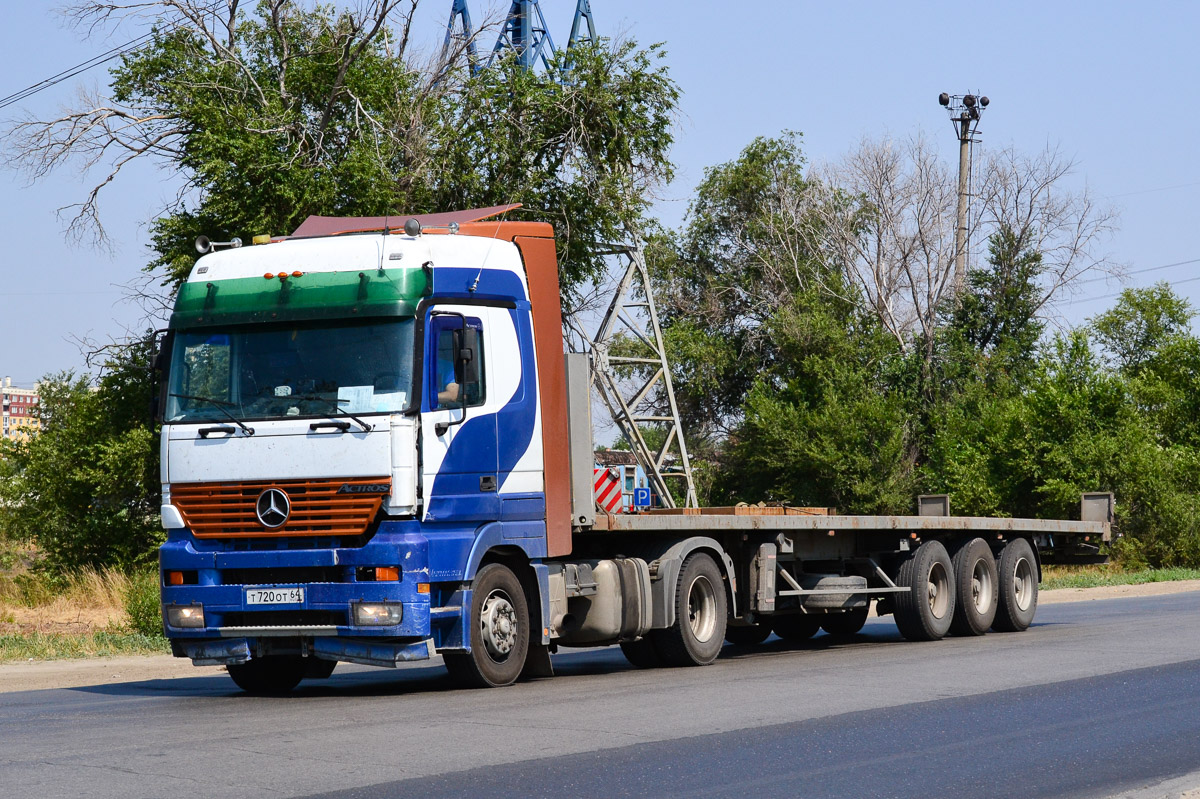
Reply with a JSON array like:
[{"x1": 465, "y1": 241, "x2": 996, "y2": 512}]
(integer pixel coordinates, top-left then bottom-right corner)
[{"x1": 3, "y1": 592, "x2": 1200, "y2": 799}]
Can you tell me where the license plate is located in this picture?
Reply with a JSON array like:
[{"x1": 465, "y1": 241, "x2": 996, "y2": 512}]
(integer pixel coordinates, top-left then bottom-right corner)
[{"x1": 245, "y1": 587, "x2": 305, "y2": 605}]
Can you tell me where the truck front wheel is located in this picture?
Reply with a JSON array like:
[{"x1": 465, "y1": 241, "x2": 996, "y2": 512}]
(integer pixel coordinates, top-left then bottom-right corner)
[
  {"x1": 894, "y1": 540, "x2": 955, "y2": 641},
  {"x1": 227, "y1": 655, "x2": 307, "y2": 695},
  {"x1": 655, "y1": 553, "x2": 727, "y2": 666},
  {"x1": 444, "y1": 563, "x2": 531, "y2": 688}
]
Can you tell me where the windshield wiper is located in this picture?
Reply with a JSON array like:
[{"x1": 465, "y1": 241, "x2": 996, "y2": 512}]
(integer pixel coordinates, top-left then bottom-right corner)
[
  {"x1": 293, "y1": 395, "x2": 373, "y2": 433},
  {"x1": 169, "y1": 393, "x2": 255, "y2": 436}
]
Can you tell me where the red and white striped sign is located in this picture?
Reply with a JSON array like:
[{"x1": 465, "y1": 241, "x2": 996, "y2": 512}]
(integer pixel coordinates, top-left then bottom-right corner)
[{"x1": 594, "y1": 467, "x2": 624, "y2": 513}]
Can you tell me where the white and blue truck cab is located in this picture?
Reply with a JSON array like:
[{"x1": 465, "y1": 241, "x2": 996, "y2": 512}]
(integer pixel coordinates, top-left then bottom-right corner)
[{"x1": 158, "y1": 208, "x2": 1112, "y2": 693}]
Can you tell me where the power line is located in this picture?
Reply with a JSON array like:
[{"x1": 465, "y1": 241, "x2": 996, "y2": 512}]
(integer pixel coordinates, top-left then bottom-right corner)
[
  {"x1": 0, "y1": 3, "x2": 223, "y2": 112},
  {"x1": 1075, "y1": 257, "x2": 1200, "y2": 287},
  {"x1": 1068, "y1": 273, "x2": 1200, "y2": 305},
  {"x1": 1105, "y1": 180, "x2": 1200, "y2": 200},
  {"x1": 0, "y1": 32, "x2": 158, "y2": 111}
]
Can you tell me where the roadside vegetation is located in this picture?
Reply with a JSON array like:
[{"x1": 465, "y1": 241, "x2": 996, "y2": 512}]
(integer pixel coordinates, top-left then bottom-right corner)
[
  {"x1": 0, "y1": 556, "x2": 167, "y2": 662},
  {"x1": 1040, "y1": 565, "x2": 1200, "y2": 591}
]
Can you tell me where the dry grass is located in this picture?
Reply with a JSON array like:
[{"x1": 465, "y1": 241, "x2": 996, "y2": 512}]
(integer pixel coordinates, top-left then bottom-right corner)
[{"x1": 0, "y1": 565, "x2": 130, "y2": 636}]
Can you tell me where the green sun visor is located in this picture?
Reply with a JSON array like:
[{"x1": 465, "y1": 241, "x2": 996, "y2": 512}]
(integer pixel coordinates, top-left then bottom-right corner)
[{"x1": 168, "y1": 267, "x2": 427, "y2": 329}]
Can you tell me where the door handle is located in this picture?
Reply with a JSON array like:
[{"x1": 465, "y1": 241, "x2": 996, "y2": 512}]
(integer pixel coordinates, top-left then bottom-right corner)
[{"x1": 479, "y1": 475, "x2": 497, "y2": 492}]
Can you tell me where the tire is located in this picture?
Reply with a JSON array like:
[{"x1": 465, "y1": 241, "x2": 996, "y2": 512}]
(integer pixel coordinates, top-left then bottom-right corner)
[
  {"x1": 893, "y1": 540, "x2": 956, "y2": 641},
  {"x1": 949, "y1": 538, "x2": 999, "y2": 636},
  {"x1": 821, "y1": 605, "x2": 869, "y2": 637},
  {"x1": 993, "y1": 538, "x2": 1038, "y2": 632},
  {"x1": 654, "y1": 553, "x2": 727, "y2": 666},
  {"x1": 227, "y1": 655, "x2": 306, "y2": 695},
  {"x1": 724, "y1": 622, "x2": 772, "y2": 646},
  {"x1": 801, "y1": 575, "x2": 869, "y2": 610},
  {"x1": 772, "y1": 613, "x2": 821, "y2": 642},
  {"x1": 303, "y1": 658, "x2": 337, "y2": 680},
  {"x1": 443, "y1": 563, "x2": 530, "y2": 687},
  {"x1": 620, "y1": 638, "x2": 664, "y2": 668}
]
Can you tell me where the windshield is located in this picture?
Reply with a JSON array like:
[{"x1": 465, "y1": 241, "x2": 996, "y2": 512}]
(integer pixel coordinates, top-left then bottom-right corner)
[{"x1": 166, "y1": 318, "x2": 415, "y2": 423}]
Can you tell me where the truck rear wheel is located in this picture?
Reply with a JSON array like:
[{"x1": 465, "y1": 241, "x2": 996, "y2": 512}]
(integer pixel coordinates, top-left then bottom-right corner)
[
  {"x1": 949, "y1": 538, "x2": 999, "y2": 636},
  {"x1": 227, "y1": 655, "x2": 307, "y2": 695},
  {"x1": 821, "y1": 605, "x2": 869, "y2": 637},
  {"x1": 772, "y1": 614, "x2": 820, "y2": 642},
  {"x1": 444, "y1": 563, "x2": 530, "y2": 687},
  {"x1": 655, "y1": 553, "x2": 727, "y2": 666},
  {"x1": 993, "y1": 538, "x2": 1038, "y2": 632},
  {"x1": 894, "y1": 540, "x2": 955, "y2": 641},
  {"x1": 725, "y1": 622, "x2": 771, "y2": 646}
]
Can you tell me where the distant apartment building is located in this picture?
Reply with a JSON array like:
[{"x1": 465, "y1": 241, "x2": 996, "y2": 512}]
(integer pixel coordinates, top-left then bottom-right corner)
[{"x1": 1, "y1": 377, "x2": 40, "y2": 442}]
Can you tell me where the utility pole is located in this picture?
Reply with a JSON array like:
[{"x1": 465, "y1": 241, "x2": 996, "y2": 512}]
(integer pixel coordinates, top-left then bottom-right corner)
[{"x1": 938, "y1": 92, "x2": 989, "y2": 296}]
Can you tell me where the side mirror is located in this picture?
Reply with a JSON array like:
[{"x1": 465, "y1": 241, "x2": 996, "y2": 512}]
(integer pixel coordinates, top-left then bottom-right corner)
[{"x1": 460, "y1": 326, "x2": 481, "y2": 387}]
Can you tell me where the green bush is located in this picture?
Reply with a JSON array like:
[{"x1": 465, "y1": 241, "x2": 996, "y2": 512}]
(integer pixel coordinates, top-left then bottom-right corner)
[{"x1": 122, "y1": 570, "x2": 164, "y2": 638}]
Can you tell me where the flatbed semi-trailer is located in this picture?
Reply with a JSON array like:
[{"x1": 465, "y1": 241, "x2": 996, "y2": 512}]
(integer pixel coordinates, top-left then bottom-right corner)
[{"x1": 155, "y1": 208, "x2": 1111, "y2": 693}]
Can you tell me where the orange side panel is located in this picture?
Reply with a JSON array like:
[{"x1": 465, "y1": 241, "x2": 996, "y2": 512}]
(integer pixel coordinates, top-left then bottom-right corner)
[{"x1": 513, "y1": 234, "x2": 572, "y2": 558}]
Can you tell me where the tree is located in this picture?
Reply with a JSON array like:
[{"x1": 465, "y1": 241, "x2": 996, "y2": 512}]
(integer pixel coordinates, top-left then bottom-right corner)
[
  {"x1": 1091, "y1": 283, "x2": 1194, "y2": 375},
  {"x1": 793, "y1": 137, "x2": 1118, "y2": 376},
  {"x1": 7, "y1": 0, "x2": 678, "y2": 303},
  {"x1": 0, "y1": 338, "x2": 162, "y2": 571}
]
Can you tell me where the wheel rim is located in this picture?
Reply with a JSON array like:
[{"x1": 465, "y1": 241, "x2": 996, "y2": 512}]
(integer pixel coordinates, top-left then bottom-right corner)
[
  {"x1": 480, "y1": 589, "x2": 518, "y2": 661},
  {"x1": 687, "y1": 574, "x2": 718, "y2": 643},
  {"x1": 970, "y1": 557, "x2": 995, "y2": 613},
  {"x1": 926, "y1": 561, "x2": 950, "y2": 620},
  {"x1": 1012, "y1": 556, "x2": 1034, "y2": 612}
]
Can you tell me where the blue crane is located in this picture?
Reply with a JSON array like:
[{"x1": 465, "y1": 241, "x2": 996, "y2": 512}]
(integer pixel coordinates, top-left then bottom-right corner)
[{"x1": 443, "y1": 0, "x2": 597, "y2": 75}]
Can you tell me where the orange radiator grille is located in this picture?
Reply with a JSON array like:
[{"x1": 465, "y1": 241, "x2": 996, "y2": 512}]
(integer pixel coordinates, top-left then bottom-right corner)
[{"x1": 170, "y1": 477, "x2": 390, "y2": 539}]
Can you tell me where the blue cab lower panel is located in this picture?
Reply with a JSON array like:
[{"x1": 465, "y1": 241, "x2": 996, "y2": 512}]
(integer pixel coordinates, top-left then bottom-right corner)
[{"x1": 160, "y1": 518, "x2": 548, "y2": 663}]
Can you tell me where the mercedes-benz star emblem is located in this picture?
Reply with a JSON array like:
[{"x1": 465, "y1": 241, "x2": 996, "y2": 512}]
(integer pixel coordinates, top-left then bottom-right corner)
[{"x1": 255, "y1": 488, "x2": 291, "y2": 528}]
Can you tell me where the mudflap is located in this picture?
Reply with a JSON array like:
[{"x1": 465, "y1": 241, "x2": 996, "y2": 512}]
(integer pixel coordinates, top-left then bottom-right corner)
[{"x1": 521, "y1": 640, "x2": 554, "y2": 679}]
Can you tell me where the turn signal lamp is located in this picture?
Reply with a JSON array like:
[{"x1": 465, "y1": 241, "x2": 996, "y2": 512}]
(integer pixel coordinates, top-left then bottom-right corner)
[
  {"x1": 252, "y1": 234, "x2": 271, "y2": 245},
  {"x1": 417, "y1": 583, "x2": 430, "y2": 594},
  {"x1": 375, "y1": 567, "x2": 400, "y2": 582},
  {"x1": 352, "y1": 602, "x2": 403, "y2": 626},
  {"x1": 167, "y1": 571, "x2": 184, "y2": 586}
]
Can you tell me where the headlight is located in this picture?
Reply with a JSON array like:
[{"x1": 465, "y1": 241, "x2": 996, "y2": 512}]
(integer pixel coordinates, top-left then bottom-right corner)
[
  {"x1": 352, "y1": 602, "x2": 403, "y2": 626},
  {"x1": 166, "y1": 604, "x2": 205, "y2": 628}
]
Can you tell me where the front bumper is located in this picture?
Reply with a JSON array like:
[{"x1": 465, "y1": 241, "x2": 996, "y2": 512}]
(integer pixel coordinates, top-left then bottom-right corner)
[{"x1": 160, "y1": 529, "x2": 432, "y2": 641}]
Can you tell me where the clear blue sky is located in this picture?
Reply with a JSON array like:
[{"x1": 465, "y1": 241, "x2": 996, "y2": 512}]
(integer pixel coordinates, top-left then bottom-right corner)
[{"x1": 2, "y1": 1, "x2": 1198, "y2": 386}]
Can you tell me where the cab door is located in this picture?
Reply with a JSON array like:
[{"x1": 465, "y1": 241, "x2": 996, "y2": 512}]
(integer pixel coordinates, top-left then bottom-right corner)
[{"x1": 420, "y1": 306, "x2": 499, "y2": 522}]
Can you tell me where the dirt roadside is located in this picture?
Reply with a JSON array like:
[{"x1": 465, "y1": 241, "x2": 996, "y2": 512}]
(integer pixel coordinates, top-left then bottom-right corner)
[{"x1": 3, "y1": 580, "x2": 1199, "y2": 695}]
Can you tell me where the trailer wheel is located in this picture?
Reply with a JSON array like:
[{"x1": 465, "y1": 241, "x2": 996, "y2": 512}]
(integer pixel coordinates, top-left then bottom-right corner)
[
  {"x1": 444, "y1": 563, "x2": 530, "y2": 687},
  {"x1": 894, "y1": 540, "x2": 955, "y2": 641},
  {"x1": 949, "y1": 538, "x2": 999, "y2": 636},
  {"x1": 821, "y1": 605, "x2": 870, "y2": 637},
  {"x1": 227, "y1": 655, "x2": 307, "y2": 695},
  {"x1": 620, "y1": 638, "x2": 664, "y2": 668},
  {"x1": 724, "y1": 622, "x2": 771, "y2": 646},
  {"x1": 993, "y1": 538, "x2": 1038, "y2": 632},
  {"x1": 772, "y1": 614, "x2": 821, "y2": 642},
  {"x1": 655, "y1": 553, "x2": 727, "y2": 666}
]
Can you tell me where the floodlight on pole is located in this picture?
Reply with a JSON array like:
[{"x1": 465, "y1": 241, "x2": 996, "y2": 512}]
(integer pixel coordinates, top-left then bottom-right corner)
[{"x1": 938, "y1": 91, "x2": 990, "y2": 297}]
